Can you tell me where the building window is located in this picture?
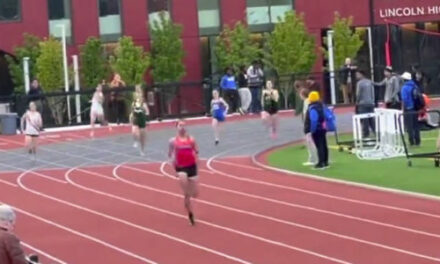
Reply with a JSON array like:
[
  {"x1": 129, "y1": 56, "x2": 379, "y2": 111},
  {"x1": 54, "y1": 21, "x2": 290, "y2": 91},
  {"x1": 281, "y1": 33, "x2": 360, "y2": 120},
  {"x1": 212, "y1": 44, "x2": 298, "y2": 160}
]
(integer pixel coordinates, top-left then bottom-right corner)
[
  {"x1": 0, "y1": 0, "x2": 20, "y2": 21},
  {"x1": 197, "y1": 0, "x2": 220, "y2": 36},
  {"x1": 270, "y1": 0, "x2": 292, "y2": 22},
  {"x1": 148, "y1": 0, "x2": 170, "y2": 28},
  {"x1": 246, "y1": 0, "x2": 293, "y2": 31},
  {"x1": 48, "y1": 0, "x2": 72, "y2": 43},
  {"x1": 99, "y1": 0, "x2": 122, "y2": 42}
]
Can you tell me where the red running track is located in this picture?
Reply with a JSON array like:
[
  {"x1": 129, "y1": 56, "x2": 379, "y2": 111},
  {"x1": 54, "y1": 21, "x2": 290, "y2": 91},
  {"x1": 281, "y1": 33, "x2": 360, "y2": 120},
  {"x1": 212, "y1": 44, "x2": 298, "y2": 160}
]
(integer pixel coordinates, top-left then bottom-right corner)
[{"x1": 1, "y1": 155, "x2": 440, "y2": 263}]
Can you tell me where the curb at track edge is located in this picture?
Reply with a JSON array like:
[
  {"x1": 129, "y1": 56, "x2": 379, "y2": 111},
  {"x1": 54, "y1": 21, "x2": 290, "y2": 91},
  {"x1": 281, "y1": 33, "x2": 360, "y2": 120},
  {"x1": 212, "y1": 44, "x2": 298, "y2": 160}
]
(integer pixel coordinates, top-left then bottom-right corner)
[{"x1": 251, "y1": 139, "x2": 440, "y2": 203}]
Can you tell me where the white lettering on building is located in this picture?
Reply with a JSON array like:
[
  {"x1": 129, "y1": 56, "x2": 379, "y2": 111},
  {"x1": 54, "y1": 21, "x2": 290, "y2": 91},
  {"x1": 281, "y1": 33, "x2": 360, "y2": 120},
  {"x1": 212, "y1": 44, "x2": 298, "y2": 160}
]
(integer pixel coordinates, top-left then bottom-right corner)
[{"x1": 379, "y1": 6, "x2": 440, "y2": 18}]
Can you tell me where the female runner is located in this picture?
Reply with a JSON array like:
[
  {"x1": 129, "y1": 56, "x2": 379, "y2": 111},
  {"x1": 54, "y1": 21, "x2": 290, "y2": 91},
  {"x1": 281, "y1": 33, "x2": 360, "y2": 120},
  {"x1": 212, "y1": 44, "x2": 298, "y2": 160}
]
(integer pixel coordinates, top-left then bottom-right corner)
[
  {"x1": 90, "y1": 84, "x2": 108, "y2": 138},
  {"x1": 210, "y1": 90, "x2": 229, "y2": 145},
  {"x1": 131, "y1": 95, "x2": 150, "y2": 156},
  {"x1": 168, "y1": 120, "x2": 199, "y2": 226},
  {"x1": 131, "y1": 85, "x2": 145, "y2": 148},
  {"x1": 21, "y1": 102, "x2": 43, "y2": 160},
  {"x1": 261, "y1": 80, "x2": 280, "y2": 139}
]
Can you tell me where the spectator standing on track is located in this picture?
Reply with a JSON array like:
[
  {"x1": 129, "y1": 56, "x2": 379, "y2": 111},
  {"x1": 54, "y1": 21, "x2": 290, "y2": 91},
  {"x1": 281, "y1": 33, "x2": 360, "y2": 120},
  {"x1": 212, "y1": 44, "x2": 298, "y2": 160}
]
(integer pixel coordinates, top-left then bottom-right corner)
[
  {"x1": 247, "y1": 61, "x2": 264, "y2": 114},
  {"x1": 238, "y1": 66, "x2": 251, "y2": 114},
  {"x1": 168, "y1": 120, "x2": 200, "y2": 226},
  {"x1": 355, "y1": 70, "x2": 376, "y2": 138},
  {"x1": 0, "y1": 204, "x2": 27, "y2": 264},
  {"x1": 220, "y1": 68, "x2": 242, "y2": 114},
  {"x1": 304, "y1": 91, "x2": 329, "y2": 170},
  {"x1": 374, "y1": 66, "x2": 401, "y2": 109},
  {"x1": 299, "y1": 88, "x2": 318, "y2": 166},
  {"x1": 21, "y1": 102, "x2": 43, "y2": 161},
  {"x1": 401, "y1": 72, "x2": 422, "y2": 146},
  {"x1": 339, "y1": 58, "x2": 357, "y2": 104},
  {"x1": 109, "y1": 73, "x2": 126, "y2": 125},
  {"x1": 210, "y1": 90, "x2": 229, "y2": 145}
]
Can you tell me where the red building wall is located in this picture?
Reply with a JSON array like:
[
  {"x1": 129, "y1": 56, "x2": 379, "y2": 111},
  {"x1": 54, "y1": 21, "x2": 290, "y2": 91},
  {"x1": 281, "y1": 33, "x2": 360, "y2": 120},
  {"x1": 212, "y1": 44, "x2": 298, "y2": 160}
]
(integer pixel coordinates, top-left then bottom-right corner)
[
  {"x1": 71, "y1": 0, "x2": 100, "y2": 46},
  {"x1": 0, "y1": 0, "x2": 49, "y2": 54},
  {"x1": 221, "y1": 0, "x2": 246, "y2": 26}
]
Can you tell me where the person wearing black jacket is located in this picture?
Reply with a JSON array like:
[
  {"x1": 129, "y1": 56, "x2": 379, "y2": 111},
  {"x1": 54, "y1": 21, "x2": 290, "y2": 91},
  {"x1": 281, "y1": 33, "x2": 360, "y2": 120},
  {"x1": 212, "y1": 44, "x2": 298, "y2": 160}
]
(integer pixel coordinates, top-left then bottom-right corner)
[
  {"x1": 304, "y1": 91, "x2": 329, "y2": 170},
  {"x1": 27, "y1": 79, "x2": 44, "y2": 113}
]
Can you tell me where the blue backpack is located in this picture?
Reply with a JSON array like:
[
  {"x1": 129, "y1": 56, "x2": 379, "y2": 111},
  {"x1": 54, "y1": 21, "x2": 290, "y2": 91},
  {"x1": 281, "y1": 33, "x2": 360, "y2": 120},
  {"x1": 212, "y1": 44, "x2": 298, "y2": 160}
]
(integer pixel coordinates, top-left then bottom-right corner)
[{"x1": 323, "y1": 106, "x2": 336, "y2": 132}]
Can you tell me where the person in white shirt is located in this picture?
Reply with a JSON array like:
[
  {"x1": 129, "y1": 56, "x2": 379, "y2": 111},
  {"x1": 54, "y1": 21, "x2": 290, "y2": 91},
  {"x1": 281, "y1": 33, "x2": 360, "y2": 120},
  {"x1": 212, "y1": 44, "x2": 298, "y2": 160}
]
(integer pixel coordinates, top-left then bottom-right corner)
[{"x1": 21, "y1": 102, "x2": 43, "y2": 160}]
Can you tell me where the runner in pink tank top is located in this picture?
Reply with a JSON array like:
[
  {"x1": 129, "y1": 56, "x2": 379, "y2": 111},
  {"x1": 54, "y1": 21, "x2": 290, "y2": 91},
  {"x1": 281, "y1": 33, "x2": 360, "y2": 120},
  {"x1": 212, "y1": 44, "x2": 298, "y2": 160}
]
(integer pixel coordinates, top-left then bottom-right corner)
[{"x1": 168, "y1": 120, "x2": 199, "y2": 225}]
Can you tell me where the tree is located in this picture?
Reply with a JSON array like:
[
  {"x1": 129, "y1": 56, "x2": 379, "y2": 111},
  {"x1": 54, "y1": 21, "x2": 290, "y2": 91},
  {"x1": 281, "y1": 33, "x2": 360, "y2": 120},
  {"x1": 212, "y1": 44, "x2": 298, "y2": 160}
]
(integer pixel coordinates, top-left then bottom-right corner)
[
  {"x1": 36, "y1": 37, "x2": 65, "y2": 125},
  {"x1": 150, "y1": 11, "x2": 185, "y2": 83},
  {"x1": 80, "y1": 37, "x2": 108, "y2": 88},
  {"x1": 5, "y1": 33, "x2": 42, "y2": 94},
  {"x1": 265, "y1": 11, "x2": 316, "y2": 109},
  {"x1": 323, "y1": 12, "x2": 363, "y2": 71},
  {"x1": 110, "y1": 36, "x2": 150, "y2": 85},
  {"x1": 214, "y1": 21, "x2": 261, "y2": 73},
  {"x1": 150, "y1": 12, "x2": 185, "y2": 115}
]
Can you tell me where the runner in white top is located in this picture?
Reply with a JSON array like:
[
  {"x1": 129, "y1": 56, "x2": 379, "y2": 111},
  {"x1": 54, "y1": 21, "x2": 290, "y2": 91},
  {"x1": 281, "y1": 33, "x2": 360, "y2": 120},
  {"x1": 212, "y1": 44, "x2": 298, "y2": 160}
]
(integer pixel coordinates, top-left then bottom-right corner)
[
  {"x1": 90, "y1": 84, "x2": 110, "y2": 138},
  {"x1": 20, "y1": 102, "x2": 42, "y2": 160}
]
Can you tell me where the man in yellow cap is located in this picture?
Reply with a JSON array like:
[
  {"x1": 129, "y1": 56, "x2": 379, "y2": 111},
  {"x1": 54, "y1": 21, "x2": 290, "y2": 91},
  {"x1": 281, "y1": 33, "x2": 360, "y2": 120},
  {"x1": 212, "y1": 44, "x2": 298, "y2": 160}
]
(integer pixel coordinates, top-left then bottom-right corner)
[{"x1": 304, "y1": 91, "x2": 329, "y2": 169}]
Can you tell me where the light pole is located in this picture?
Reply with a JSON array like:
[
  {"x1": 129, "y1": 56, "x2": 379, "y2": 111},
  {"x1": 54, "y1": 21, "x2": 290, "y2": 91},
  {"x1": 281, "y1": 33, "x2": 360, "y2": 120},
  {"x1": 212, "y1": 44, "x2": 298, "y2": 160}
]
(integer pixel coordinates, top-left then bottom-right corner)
[
  {"x1": 23, "y1": 57, "x2": 30, "y2": 94},
  {"x1": 327, "y1": 30, "x2": 337, "y2": 105},
  {"x1": 56, "y1": 24, "x2": 71, "y2": 124},
  {"x1": 72, "y1": 55, "x2": 82, "y2": 123}
]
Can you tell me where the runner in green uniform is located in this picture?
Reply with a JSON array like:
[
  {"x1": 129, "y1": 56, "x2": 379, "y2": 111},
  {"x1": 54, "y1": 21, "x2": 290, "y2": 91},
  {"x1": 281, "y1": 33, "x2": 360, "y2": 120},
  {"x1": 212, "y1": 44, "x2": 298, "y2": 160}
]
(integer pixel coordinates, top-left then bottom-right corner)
[
  {"x1": 131, "y1": 92, "x2": 150, "y2": 156},
  {"x1": 261, "y1": 80, "x2": 280, "y2": 139}
]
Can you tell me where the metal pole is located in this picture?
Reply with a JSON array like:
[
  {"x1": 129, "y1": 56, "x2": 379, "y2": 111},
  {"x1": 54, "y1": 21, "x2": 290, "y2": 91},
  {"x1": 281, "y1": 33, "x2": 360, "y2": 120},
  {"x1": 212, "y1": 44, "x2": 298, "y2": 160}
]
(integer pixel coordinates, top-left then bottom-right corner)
[
  {"x1": 367, "y1": 27, "x2": 375, "y2": 82},
  {"x1": 23, "y1": 57, "x2": 30, "y2": 94},
  {"x1": 327, "y1": 30, "x2": 337, "y2": 105},
  {"x1": 72, "y1": 55, "x2": 81, "y2": 123},
  {"x1": 58, "y1": 24, "x2": 71, "y2": 124}
]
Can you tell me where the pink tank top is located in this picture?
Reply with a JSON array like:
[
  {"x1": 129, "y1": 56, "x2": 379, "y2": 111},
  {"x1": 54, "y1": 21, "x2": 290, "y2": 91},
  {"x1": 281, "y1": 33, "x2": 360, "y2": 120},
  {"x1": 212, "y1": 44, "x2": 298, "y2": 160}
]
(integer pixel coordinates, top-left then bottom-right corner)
[{"x1": 173, "y1": 136, "x2": 196, "y2": 168}]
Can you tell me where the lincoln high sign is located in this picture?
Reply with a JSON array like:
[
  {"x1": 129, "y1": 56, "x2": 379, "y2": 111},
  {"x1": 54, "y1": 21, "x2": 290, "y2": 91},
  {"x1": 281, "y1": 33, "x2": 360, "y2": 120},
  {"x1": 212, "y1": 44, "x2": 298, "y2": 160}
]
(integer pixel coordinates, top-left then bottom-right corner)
[{"x1": 379, "y1": 6, "x2": 440, "y2": 18}]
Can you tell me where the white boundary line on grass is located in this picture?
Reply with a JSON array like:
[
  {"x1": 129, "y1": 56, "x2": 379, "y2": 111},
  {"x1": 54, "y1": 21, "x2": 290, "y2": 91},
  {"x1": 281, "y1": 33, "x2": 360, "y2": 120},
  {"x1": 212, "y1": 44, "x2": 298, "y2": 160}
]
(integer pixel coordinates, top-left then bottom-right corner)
[
  {"x1": 205, "y1": 143, "x2": 440, "y2": 219},
  {"x1": 250, "y1": 144, "x2": 440, "y2": 203}
]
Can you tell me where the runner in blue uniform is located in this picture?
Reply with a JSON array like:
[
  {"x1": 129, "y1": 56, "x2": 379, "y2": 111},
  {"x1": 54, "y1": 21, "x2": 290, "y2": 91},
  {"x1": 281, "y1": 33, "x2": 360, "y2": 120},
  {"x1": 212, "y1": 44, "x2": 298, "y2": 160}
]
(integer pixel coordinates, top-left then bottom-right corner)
[{"x1": 211, "y1": 90, "x2": 229, "y2": 145}]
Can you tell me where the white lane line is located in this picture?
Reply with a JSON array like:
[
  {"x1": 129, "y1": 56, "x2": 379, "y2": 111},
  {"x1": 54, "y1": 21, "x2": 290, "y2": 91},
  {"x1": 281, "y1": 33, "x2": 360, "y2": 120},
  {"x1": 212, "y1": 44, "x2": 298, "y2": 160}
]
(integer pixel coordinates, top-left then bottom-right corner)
[
  {"x1": 17, "y1": 168, "x2": 252, "y2": 264},
  {"x1": 68, "y1": 166, "x2": 349, "y2": 264},
  {"x1": 0, "y1": 179, "x2": 18, "y2": 187},
  {"x1": 213, "y1": 159, "x2": 263, "y2": 171},
  {"x1": 0, "y1": 158, "x2": 68, "y2": 184},
  {"x1": 205, "y1": 148, "x2": 440, "y2": 220},
  {"x1": 164, "y1": 162, "x2": 440, "y2": 240},
  {"x1": 75, "y1": 168, "x2": 117, "y2": 181},
  {"x1": 13, "y1": 205, "x2": 158, "y2": 264},
  {"x1": 115, "y1": 162, "x2": 440, "y2": 262},
  {"x1": 21, "y1": 241, "x2": 68, "y2": 264}
]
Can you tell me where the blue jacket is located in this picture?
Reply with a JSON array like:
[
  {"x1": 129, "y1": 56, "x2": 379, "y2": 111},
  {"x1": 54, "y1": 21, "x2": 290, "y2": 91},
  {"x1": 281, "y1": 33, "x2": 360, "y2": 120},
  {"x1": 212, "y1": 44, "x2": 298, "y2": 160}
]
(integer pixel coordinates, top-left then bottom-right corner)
[
  {"x1": 304, "y1": 102, "x2": 325, "y2": 134},
  {"x1": 401, "y1": 80, "x2": 417, "y2": 110},
  {"x1": 220, "y1": 75, "x2": 237, "y2": 90}
]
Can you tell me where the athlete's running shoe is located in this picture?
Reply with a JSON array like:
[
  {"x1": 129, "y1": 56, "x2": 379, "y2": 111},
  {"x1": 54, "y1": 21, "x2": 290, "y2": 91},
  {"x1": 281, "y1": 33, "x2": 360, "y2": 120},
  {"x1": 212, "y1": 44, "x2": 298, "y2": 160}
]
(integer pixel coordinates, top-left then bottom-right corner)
[{"x1": 188, "y1": 212, "x2": 195, "y2": 226}]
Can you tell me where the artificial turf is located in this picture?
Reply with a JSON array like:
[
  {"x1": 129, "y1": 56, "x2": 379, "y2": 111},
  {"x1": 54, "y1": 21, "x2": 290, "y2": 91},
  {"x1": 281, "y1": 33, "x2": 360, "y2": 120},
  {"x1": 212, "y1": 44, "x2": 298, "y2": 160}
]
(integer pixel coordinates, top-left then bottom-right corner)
[{"x1": 267, "y1": 130, "x2": 440, "y2": 196}]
